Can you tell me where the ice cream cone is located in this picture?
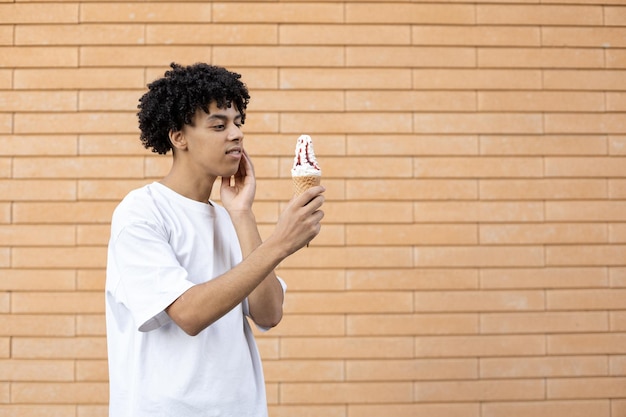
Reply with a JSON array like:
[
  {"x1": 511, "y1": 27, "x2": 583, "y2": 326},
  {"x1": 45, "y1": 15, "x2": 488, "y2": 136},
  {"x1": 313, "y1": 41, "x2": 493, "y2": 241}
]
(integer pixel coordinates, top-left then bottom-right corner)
[{"x1": 292, "y1": 175, "x2": 321, "y2": 196}]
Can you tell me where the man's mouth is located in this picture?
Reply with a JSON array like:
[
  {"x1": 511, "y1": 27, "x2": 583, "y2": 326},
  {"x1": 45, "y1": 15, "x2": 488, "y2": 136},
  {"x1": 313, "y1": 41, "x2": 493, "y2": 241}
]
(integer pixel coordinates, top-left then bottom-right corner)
[{"x1": 226, "y1": 147, "x2": 242, "y2": 155}]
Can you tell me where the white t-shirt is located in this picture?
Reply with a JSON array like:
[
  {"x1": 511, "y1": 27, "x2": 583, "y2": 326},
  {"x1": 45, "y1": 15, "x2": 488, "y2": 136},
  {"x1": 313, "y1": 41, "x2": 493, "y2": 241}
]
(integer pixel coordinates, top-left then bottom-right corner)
[{"x1": 105, "y1": 182, "x2": 282, "y2": 417}]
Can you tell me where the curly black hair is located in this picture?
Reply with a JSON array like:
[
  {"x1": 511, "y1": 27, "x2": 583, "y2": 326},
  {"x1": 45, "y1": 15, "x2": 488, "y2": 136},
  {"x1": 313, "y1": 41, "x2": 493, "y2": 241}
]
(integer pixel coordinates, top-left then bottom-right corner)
[{"x1": 137, "y1": 62, "x2": 250, "y2": 155}]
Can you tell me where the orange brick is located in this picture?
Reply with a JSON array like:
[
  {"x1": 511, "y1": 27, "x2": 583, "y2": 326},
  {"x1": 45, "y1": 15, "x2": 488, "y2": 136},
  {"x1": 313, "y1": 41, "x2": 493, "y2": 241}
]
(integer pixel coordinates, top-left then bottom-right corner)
[
  {"x1": 263, "y1": 359, "x2": 343, "y2": 382},
  {"x1": 544, "y1": 69, "x2": 626, "y2": 90},
  {"x1": 80, "y1": 2, "x2": 211, "y2": 23},
  {"x1": 284, "y1": 112, "x2": 411, "y2": 134},
  {"x1": 606, "y1": 6, "x2": 626, "y2": 25},
  {"x1": 414, "y1": 290, "x2": 544, "y2": 313},
  {"x1": 280, "y1": 68, "x2": 411, "y2": 90},
  {"x1": 415, "y1": 156, "x2": 543, "y2": 177},
  {"x1": 249, "y1": 91, "x2": 344, "y2": 112},
  {"x1": 414, "y1": 379, "x2": 545, "y2": 401},
  {"x1": 0, "y1": 270, "x2": 75, "y2": 291},
  {"x1": 79, "y1": 90, "x2": 141, "y2": 111},
  {"x1": 0, "y1": 225, "x2": 75, "y2": 246},
  {"x1": 481, "y1": 311, "x2": 608, "y2": 334},
  {"x1": 347, "y1": 135, "x2": 478, "y2": 156},
  {"x1": 76, "y1": 315, "x2": 105, "y2": 336},
  {"x1": 480, "y1": 223, "x2": 607, "y2": 244},
  {"x1": 284, "y1": 291, "x2": 412, "y2": 314},
  {"x1": 0, "y1": 91, "x2": 77, "y2": 112},
  {"x1": 479, "y1": 91, "x2": 604, "y2": 112},
  {"x1": 414, "y1": 201, "x2": 544, "y2": 222},
  {"x1": 412, "y1": 25, "x2": 540, "y2": 46},
  {"x1": 608, "y1": 94, "x2": 626, "y2": 112},
  {"x1": 0, "y1": 114, "x2": 11, "y2": 134},
  {"x1": 78, "y1": 135, "x2": 145, "y2": 156},
  {"x1": 546, "y1": 201, "x2": 626, "y2": 221},
  {"x1": 346, "y1": 3, "x2": 474, "y2": 24},
  {"x1": 0, "y1": 249, "x2": 8, "y2": 268},
  {"x1": 0, "y1": 46, "x2": 77, "y2": 67},
  {"x1": 610, "y1": 355, "x2": 626, "y2": 374},
  {"x1": 347, "y1": 91, "x2": 476, "y2": 112},
  {"x1": 0, "y1": 135, "x2": 78, "y2": 156},
  {"x1": 548, "y1": 334, "x2": 626, "y2": 355},
  {"x1": 610, "y1": 179, "x2": 626, "y2": 198},
  {"x1": 11, "y1": 382, "x2": 108, "y2": 404},
  {"x1": 414, "y1": 246, "x2": 544, "y2": 267},
  {"x1": 274, "y1": 269, "x2": 344, "y2": 291},
  {"x1": 480, "y1": 179, "x2": 607, "y2": 200},
  {"x1": 480, "y1": 267, "x2": 608, "y2": 289},
  {"x1": 547, "y1": 377, "x2": 626, "y2": 399},
  {"x1": 347, "y1": 179, "x2": 477, "y2": 201},
  {"x1": 611, "y1": 224, "x2": 626, "y2": 243},
  {"x1": 547, "y1": 289, "x2": 626, "y2": 311},
  {"x1": 269, "y1": 405, "x2": 345, "y2": 417},
  {"x1": 413, "y1": 113, "x2": 542, "y2": 134},
  {"x1": 542, "y1": 27, "x2": 626, "y2": 47},
  {"x1": 324, "y1": 200, "x2": 411, "y2": 223},
  {"x1": 481, "y1": 356, "x2": 608, "y2": 379},
  {"x1": 214, "y1": 46, "x2": 344, "y2": 67},
  {"x1": 14, "y1": 68, "x2": 145, "y2": 89},
  {"x1": 0, "y1": 26, "x2": 11, "y2": 45},
  {"x1": 280, "y1": 381, "x2": 412, "y2": 404},
  {"x1": 477, "y1": 4, "x2": 602, "y2": 25},
  {"x1": 77, "y1": 179, "x2": 151, "y2": 201},
  {"x1": 412, "y1": 69, "x2": 542, "y2": 89},
  {"x1": 258, "y1": 314, "x2": 345, "y2": 337},
  {"x1": 280, "y1": 336, "x2": 413, "y2": 359},
  {"x1": 12, "y1": 247, "x2": 107, "y2": 268},
  {"x1": 480, "y1": 135, "x2": 607, "y2": 155},
  {"x1": 14, "y1": 112, "x2": 137, "y2": 134},
  {"x1": 11, "y1": 292, "x2": 104, "y2": 314},
  {"x1": 347, "y1": 224, "x2": 477, "y2": 246},
  {"x1": 13, "y1": 202, "x2": 116, "y2": 224},
  {"x1": 281, "y1": 24, "x2": 409, "y2": 45},
  {"x1": 348, "y1": 46, "x2": 475, "y2": 68},
  {"x1": 76, "y1": 270, "x2": 105, "y2": 291},
  {"x1": 478, "y1": 48, "x2": 604, "y2": 69},
  {"x1": 347, "y1": 268, "x2": 479, "y2": 291},
  {"x1": 13, "y1": 156, "x2": 143, "y2": 178},
  {"x1": 0, "y1": 382, "x2": 9, "y2": 401},
  {"x1": 546, "y1": 156, "x2": 626, "y2": 177},
  {"x1": 482, "y1": 400, "x2": 610, "y2": 417},
  {"x1": 15, "y1": 23, "x2": 145, "y2": 45},
  {"x1": 0, "y1": 359, "x2": 74, "y2": 381},
  {"x1": 547, "y1": 245, "x2": 626, "y2": 266},
  {"x1": 546, "y1": 114, "x2": 626, "y2": 134},
  {"x1": 12, "y1": 337, "x2": 106, "y2": 359},
  {"x1": 608, "y1": 49, "x2": 626, "y2": 68},
  {"x1": 147, "y1": 23, "x2": 276, "y2": 45},
  {"x1": 0, "y1": 69, "x2": 10, "y2": 88},
  {"x1": 611, "y1": 312, "x2": 626, "y2": 331},
  {"x1": 0, "y1": 3, "x2": 78, "y2": 24},
  {"x1": 347, "y1": 313, "x2": 478, "y2": 336},
  {"x1": 347, "y1": 358, "x2": 477, "y2": 381},
  {"x1": 349, "y1": 403, "x2": 479, "y2": 417},
  {"x1": 0, "y1": 293, "x2": 8, "y2": 312},
  {"x1": 76, "y1": 360, "x2": 107, "y2": 382},
  {"x1": 0, "y1": 179, "x2": 77, "y2": 201},
  {"x1": 214, "y1": 3, "x2": 344, "y2": 23},
  {"x1": 80, "y1": 46, "x2": 212, "y2": 67}
]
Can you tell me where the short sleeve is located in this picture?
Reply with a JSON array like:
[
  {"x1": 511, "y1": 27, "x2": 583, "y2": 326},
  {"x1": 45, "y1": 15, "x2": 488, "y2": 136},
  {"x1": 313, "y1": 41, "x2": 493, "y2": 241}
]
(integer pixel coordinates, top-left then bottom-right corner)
[{"x1": 109, "y1": 221, "x2": 195, "y2": 332}]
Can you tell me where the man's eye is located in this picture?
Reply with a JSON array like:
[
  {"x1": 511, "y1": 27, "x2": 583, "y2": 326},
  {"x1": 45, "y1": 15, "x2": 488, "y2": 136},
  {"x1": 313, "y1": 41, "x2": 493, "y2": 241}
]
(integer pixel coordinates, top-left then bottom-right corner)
[{"x1": 212, "y1": 125, "x2": 225, "y2": 130}]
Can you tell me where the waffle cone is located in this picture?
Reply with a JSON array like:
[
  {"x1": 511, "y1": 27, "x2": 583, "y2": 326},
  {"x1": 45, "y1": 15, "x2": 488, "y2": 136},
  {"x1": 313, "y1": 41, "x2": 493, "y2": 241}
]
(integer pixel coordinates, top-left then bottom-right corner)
[{"x1": 292, "y1": 175, "x2": 321, "y2": 196}]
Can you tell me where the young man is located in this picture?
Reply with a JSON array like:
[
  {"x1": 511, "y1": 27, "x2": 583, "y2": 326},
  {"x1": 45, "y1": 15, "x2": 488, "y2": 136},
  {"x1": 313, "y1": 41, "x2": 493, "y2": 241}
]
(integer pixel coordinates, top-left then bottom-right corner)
[{"x1": 105, "y1": 62, "x2": 325, "y2": 417}]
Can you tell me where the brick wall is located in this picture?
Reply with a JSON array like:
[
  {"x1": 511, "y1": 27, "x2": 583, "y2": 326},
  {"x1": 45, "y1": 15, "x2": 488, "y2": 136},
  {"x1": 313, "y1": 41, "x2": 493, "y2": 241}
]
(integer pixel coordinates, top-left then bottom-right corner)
[{"x1": 1, "y1": 1, "x2": 625, "y2": 416}]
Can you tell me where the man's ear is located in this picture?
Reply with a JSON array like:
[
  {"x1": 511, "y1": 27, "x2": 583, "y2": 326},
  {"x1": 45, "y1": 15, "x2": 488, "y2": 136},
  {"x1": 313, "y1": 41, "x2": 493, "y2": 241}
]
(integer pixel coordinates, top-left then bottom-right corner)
[{"x1": 169, "y1": 129, "x2": 187, "y2": 151}]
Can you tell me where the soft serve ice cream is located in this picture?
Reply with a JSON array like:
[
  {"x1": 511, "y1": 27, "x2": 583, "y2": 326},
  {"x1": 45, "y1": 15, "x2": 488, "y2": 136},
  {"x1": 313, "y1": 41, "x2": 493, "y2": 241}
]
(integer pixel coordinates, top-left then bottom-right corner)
[{"x1": 291, "y1": 134, "x2": 321, "y2": 196}]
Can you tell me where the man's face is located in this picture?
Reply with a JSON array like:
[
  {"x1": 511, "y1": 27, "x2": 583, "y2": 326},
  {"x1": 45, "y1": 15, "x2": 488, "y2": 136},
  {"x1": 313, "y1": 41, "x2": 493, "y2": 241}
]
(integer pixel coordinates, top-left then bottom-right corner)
[{"x1": 179, "y1": 101, "x2": 244, "y2": 181}]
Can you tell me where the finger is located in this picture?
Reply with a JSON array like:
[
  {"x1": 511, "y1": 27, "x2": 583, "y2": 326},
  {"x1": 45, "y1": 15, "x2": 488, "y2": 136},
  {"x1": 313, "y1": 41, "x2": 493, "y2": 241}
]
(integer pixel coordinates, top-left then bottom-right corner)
[{"x1": 294, "y1": 185, "x2": 325, "y2": 207}]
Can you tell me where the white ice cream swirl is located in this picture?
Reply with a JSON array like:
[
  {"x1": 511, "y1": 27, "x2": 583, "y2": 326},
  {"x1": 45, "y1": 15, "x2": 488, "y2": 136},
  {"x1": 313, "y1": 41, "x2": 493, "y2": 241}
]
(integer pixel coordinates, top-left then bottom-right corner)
[{"x1": 291, "y1": 134, "x2": 321, "y2": 177}]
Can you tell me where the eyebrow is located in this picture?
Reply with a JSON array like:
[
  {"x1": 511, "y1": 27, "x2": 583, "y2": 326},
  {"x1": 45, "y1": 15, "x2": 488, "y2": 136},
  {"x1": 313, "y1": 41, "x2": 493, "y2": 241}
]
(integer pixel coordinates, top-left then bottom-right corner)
[{"x1": 206, "y1": 113, "x2": 242, "y2": 122}]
